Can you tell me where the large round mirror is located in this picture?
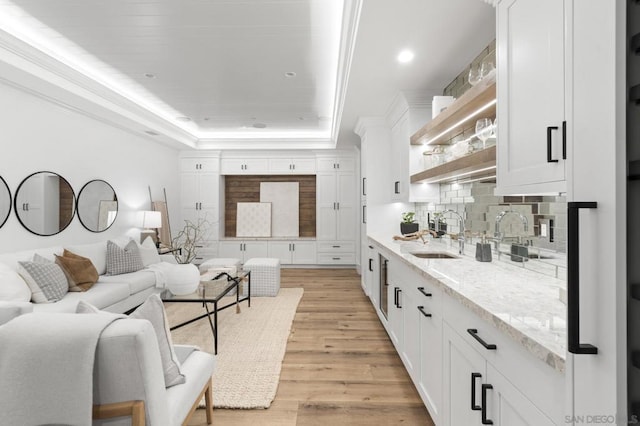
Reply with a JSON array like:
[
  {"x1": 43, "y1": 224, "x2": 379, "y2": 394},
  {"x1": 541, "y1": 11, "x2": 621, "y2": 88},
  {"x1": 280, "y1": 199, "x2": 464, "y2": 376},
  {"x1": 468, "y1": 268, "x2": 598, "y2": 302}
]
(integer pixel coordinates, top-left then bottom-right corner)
[
  {"x1": 0, "y1": 176, "x2": 10, "y2": 228},
  {"x1": 14, "y1": 171, "x2": 76, "y2": 236},
  {"x1": 77, "y1": 179, "x2": 118, "y2": 233}
]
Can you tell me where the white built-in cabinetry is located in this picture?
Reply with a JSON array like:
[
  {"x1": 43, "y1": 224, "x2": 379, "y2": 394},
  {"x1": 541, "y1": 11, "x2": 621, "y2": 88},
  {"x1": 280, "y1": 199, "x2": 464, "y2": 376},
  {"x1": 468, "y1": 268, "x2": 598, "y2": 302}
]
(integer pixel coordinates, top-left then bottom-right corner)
[
  {"x1": 316, "y1": 153, "x2": 357, "y2": 264},
  {"x1": 374, "y1": 242, "x2": 564, "y2": 425},
  {"x1": 220, "y1": 158, "x2": 269, "y2": 175},
  {"x1": 267, "y1": 241, "x2": 317, "y2": 264},
  {"x1": 218, "y1": 240, "x2": 268, "y2": 262},
  {"x1": 268, "y1": 158, "x2": 316, "y2": 174},
  {"x1": 496, "y1": 0, "x2": 568, "y2": 194},
  {"x1": 180, "y1": 155, "x2": 220, "y2": 263}
]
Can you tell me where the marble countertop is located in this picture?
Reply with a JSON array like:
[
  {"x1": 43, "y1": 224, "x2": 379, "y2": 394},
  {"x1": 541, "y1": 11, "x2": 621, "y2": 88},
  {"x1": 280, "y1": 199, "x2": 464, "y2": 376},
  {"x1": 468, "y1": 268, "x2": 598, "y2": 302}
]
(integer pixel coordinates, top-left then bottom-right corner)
[
  {"x1": 220, "y1": 237, "x2": 317, "y2": 241},
  {"x1": 368, "y1": 233, "x2": 567, "y2": 373}
]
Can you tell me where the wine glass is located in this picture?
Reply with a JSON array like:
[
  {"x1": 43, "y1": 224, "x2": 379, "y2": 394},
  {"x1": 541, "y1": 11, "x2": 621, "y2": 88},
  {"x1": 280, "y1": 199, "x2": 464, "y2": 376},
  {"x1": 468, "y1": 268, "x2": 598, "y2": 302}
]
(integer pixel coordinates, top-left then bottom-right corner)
[
  {"x1": 480, "y1": 58, "x2": 495, "y2": 79},
  {"x1": 475, "y1": 118, "x2": 493, "y2": 149},
  {"x1": 468, "y1": 65, "x2": 481, "y2": 86}
]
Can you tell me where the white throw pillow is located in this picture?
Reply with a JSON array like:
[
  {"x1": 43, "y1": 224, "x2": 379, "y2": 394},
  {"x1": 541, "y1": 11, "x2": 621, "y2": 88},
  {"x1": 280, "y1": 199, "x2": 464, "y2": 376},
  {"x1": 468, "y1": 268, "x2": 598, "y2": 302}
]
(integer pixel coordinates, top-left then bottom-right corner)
[
  {"x1": 17, "y1": 256, "x2": 69, "y2": 303},
  {"x1": 129, "y1": 294, "x2": 185, "y2": 388},
  {"x1": 138, "y1": 237, "x2": 162, "y2": 267},
  {"x1": 106, "y1": 240, "x2": 144, "y2": 276},
  {"x1": 0, "y1": 264, "x2": 31, "y2": 302}
]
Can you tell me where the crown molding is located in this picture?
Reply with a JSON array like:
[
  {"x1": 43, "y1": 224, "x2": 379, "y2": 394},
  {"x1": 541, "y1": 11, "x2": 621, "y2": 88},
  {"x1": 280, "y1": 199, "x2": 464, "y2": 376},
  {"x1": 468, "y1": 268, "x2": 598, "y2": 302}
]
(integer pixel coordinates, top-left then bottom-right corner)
[
  {"x1": 197, "y1": 137, "x2": 336, "y2": 151},
  {"x1": 353, "y1": 116, "x2": 388, "y2": 137}
]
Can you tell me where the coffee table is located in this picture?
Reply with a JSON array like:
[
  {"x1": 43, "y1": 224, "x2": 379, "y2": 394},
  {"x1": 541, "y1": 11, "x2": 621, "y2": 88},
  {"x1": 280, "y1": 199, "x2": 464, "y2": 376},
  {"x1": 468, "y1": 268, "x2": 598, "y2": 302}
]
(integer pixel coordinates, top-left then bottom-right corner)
[{"x1": 161, "y1": 269, "x2": 251, "y2": 354}]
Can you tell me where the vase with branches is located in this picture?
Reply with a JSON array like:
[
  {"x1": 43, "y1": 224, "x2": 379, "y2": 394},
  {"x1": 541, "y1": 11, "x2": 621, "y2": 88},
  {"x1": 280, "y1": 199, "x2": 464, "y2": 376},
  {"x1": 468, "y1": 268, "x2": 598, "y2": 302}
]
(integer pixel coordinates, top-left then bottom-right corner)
[{"x1": 170, "y1": 217, "x2": 212, "y2": 264}]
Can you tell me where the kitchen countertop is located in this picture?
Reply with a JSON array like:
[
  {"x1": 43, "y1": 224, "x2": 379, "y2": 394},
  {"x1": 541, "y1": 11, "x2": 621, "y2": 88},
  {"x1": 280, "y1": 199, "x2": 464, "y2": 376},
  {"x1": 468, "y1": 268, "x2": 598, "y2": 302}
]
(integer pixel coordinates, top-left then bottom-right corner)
[{"x1": 368, "y1": 233, "x2": 567, "y2": 373}]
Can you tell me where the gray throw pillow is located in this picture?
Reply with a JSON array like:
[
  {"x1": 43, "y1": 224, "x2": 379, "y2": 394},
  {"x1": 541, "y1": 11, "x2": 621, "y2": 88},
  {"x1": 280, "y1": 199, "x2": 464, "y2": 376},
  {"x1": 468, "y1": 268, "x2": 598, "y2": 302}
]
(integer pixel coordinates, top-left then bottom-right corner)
[
  {"x1": 106, "y1": 240, "x2": 144, "y2": 276},
  {"x1": 130, "y1": 294, "x2": 185, "y2": 388},
  {"x1": 17, "y1": 259, "x2": 69, "y2": 303}
]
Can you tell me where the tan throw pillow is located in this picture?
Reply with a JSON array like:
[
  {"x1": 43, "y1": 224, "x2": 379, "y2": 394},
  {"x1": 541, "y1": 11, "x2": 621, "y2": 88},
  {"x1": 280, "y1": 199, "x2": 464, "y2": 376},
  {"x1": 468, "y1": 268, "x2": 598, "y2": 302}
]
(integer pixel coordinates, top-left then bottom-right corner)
[{"x1": 55, "y1": 249, "x2": 99, "y2": 292}]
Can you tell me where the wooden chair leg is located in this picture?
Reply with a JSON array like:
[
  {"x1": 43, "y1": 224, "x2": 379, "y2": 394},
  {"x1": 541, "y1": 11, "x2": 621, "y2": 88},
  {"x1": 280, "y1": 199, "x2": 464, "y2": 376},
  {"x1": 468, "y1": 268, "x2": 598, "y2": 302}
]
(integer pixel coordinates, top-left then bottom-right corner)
[
  {"x1": 93, "y1": 400, "x2": 145, "y2": 426},
  {"x1": 204, "y1": 378, "x2": 213, "y2": 424}
]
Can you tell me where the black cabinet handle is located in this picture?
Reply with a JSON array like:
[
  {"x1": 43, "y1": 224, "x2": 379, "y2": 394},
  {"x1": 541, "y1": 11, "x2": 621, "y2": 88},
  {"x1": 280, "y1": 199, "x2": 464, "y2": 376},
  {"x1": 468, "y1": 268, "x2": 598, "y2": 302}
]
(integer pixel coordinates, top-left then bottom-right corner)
[
  {"x1": 567, "y1": 202, "x2": 598, "y2": 355},
  {"x1": 633, "y1": 32, "x2": 640, "y2": 54},
  {"x1": 363, "y1": 205, "x2": 366, "y2": 224},
  {"x1": 394, "y1": 287, "x2": 399, "y2": 307},
  {"x1": 562, "y1": 120, "x2": 567, "y2": 160},
  {"x1": 332, "y1": 245, "x2": 341, "y2": 248},
  {"x1": 397, "y1": 289, "x2": 402, "y2": 308},
  {"x1": 417, "y1": 306, "x2": 431, "y2": 318},
  {"x1": 547, "y1": 126, "x2": 559, "y2": 163},
  {"x1": 417, "y1": 287, "x2": 432, "y2": 297},
  {"x1": 467, "y1": 329, "x2": 497, "y2": 350},
  {"x1": 481, "y1": 384, "x2": 494, "y2": 425},
  {"x1": 362, "y1": 177, "x2": 366, "y2": 196},
  {"x1": 471, "y1": 372, "x2": 482, "y2": 411},
  {"x1": 394, "y1": 181, "x2": 400, "y2": 194},
  {"x1": 368, "y1": 258, "x2": 373, "y2": 272}
]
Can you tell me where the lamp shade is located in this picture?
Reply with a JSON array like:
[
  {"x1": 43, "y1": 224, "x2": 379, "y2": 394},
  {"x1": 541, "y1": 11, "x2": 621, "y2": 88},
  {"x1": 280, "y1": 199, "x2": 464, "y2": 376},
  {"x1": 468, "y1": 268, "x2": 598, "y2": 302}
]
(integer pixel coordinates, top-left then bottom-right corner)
[{"x1": 141, "y1": 211, "x2": 162, "y2": 228}]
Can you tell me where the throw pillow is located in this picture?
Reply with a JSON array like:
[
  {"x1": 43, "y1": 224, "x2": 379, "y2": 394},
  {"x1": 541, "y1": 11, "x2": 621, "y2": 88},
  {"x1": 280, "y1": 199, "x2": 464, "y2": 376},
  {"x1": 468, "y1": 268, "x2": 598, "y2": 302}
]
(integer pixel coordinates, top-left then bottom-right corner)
[
  {"x1": 138, "y1": 237, "x2": 162, "y2": 267},
  {"x1": 0, "y1": 263, "x2": 31, "y2": 302},
  {"x1": 130, "y1": 294, "x2": 185, "y2": 388},
  {"x1": 106, "y1": 240, "x2": 144, "y2": 276},
  {"x1": 55, "y1": 250, "x2": 99, "y2": 292},
  {"x1": 17, "y1": 258, "x2": 69, "y2": 303}
]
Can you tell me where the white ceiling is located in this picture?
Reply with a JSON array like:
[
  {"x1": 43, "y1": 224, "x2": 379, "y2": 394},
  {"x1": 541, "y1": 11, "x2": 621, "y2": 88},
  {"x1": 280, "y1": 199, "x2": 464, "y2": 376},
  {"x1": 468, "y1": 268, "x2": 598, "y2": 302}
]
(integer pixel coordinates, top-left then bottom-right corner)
[{"x1": 0, "y1": 0, "x2": 495, "y2": 149}]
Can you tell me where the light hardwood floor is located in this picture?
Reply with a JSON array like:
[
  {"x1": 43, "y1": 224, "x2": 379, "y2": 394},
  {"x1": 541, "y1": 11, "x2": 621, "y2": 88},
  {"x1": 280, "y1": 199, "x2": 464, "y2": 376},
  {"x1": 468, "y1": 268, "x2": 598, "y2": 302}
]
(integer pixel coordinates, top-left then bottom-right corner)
[{"x1": 188, "y1": 268, "x2": 434, "y2": 425}]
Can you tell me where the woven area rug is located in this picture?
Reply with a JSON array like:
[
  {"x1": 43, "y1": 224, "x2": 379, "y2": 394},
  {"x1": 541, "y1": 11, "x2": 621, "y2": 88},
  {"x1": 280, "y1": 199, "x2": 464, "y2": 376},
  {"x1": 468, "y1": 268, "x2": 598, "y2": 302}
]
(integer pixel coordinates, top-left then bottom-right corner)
[{"x1": 164, "y1": 288, "x2": 303, "y2": 409}]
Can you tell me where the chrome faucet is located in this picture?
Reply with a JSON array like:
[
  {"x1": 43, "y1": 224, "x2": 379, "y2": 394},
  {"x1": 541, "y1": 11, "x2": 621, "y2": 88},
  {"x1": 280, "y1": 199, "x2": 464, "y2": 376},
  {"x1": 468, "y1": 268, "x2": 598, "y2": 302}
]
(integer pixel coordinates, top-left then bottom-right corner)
[
  {"x1": 440, "y1": 209, "x2": 465, "y2": 254},
  {"x1": 494, "y1": 210, "x2": 529, "y2": 250}
]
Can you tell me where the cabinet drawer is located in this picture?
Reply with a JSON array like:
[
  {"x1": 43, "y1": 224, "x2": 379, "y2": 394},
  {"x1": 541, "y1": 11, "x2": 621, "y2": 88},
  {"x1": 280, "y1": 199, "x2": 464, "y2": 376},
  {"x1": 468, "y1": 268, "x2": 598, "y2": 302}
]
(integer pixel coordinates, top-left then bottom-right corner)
[
  {"x1": 442, "y1": 294, "x2": 564, "y2": 421},
  {"x1": 317, "y1": 242, "x2": 355, "y2": 253},
  {"x1": 317, "y1": 253, "x2": 356, "y2": 264}
]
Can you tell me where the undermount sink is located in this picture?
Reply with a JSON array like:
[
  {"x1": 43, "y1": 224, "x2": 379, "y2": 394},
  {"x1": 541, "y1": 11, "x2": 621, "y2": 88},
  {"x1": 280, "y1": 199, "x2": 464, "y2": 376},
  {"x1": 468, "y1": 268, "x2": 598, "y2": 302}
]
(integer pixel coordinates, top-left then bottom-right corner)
[{"x1": 410, "y1": 252, "x2": 458, "y2": 259}]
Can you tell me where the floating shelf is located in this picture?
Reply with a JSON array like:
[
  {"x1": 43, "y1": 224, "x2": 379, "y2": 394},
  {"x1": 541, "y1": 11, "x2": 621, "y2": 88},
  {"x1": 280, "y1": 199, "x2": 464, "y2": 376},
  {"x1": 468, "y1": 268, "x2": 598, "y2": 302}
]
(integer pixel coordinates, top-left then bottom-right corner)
[
  {"x1": 410, "y1": 145, "x2": 496, "y2": 184},
  {"x1": 410, "y1": 74, "x2": 496, "y2": 146}
]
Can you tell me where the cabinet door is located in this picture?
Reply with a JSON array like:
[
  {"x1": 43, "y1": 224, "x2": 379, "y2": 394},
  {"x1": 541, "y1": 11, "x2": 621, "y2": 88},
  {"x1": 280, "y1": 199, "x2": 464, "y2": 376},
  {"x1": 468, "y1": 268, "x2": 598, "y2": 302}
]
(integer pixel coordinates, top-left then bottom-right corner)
[
  {"x1": 243, "y1": 241, "x2": 268, "y2": 260},
  {"x1": 268, "y1": 241, "x2": 293, "y2": 264},
  {"x1": 218, "y1": 241, "x2": 243, "y2": 259},
  {"x1": 180, "y1": 158, "x2": 201, "y2": 172},
  {"x1": 198, "y1": 173, "x2": 219, "y2": 213},
  {"x1": 316, "y1": 157, "x2": 337, "y2": 172},
  {"x1": 496, "y1": 0, "x2": 566, "y2": 192},
  {"x1": 290, "y1": 158, "x2": 316, "y2": 174},
  {"x1": 418, "y1": 300, "x2": 443, "y2": 424},
  {"x1": 290, "y1": 241, "x2": 316, "y2": 264},
  {"x1": 244, "y1": 159, "x2": 269, "y2": 174},
  {"x1": 316, "y1": 172, "x2": 337, "y2": 240},
  {"x1": 486, "y1": 365, "x2": 555, "y2": 426},
  {"x1": 336, "y1": 156, "x2": 355, "y2": 172},
  {"x1": 390, "y1": 115, "x2": 408, "y2": 201},
  {"x1": 402, "y1": 286, "x2": 421, "y2": 382},
  {"x1": 199, "y1": 158, "x2": 219, "y2": 172},
  {"x1": 336, "y1": 171, "x2": 356, "y2": 242},
  {"x1": 386, "y1": 267, "x2": 404, "y2": 350},
  {"x1": 443, "y1": 322, "x2": 486, "y2": 426},
  {"x1": 269, "y1": 158, "x2": 294, "y2": 174},
  {"x1": 220, "y1": 159, "x2": 245, "y2": 174}
]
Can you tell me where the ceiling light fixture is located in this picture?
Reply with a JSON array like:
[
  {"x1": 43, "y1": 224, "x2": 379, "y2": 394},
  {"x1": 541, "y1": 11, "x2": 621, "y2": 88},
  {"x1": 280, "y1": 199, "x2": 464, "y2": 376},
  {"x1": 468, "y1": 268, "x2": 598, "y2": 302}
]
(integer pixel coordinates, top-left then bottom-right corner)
[
  {"x1": 252, "y1": 123, "x2": 267, "y2": 129},
  {"x1": 143, "y1": 73, "x2": 156, "y2": 79},
  {"x1": 176, "y1": 116, "x2": 192, "y2": 122},
  {"x1": 284, "y1": 71, "x2": 297, "y2": 78},
  {"x1": 144, "y1": 130, "x2": 159, "y2": 136},
  {"x1": 397, "y1": 49, "x2": 415, "y2": 63}
]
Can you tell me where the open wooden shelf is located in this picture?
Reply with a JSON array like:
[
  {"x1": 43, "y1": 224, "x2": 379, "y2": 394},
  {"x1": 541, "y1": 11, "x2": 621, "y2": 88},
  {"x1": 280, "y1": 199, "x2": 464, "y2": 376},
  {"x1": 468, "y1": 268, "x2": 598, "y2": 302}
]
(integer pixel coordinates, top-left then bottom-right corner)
[
  {"x1": 410, "y1": 145, "x2": 496, "y2": 184},
  {"x1": 410, "y1": 74, "x2": 496, "y2": 146}
]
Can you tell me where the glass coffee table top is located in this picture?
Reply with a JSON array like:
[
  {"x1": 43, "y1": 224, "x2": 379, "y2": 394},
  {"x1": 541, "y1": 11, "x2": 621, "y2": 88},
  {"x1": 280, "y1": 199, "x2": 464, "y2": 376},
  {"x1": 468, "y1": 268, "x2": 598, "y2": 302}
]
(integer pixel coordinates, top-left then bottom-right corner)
[{"x1": 162, "y1": 269, "x2": 251, "y2": 302}]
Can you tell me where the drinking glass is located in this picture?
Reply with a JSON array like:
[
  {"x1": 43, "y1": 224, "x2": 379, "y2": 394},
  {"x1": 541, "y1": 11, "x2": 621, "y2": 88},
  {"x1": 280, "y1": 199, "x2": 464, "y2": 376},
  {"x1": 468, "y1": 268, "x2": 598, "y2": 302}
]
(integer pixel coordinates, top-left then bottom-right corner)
[
  {"x1": 468, "y1": 66, "x2": 481, "y2": 86},
  {"x1": 480, "y1": 59, "x2": 495, "y2": 79},
  {"x1": 475, "y1": 118, "x2": 493, "y2": 149}
]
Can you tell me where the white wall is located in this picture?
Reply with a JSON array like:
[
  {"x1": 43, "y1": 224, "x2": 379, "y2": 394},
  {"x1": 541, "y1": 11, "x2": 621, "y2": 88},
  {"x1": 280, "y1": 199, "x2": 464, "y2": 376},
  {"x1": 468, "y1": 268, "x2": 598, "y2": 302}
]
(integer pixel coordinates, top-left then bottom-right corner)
[{"x1": 0, "y1": 81, "x2": 181, "y2": 253}]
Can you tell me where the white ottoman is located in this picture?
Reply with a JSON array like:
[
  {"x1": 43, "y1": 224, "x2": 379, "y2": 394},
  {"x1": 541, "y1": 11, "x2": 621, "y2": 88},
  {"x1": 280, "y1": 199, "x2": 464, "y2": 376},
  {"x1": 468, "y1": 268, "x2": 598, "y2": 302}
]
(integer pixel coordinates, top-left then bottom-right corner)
[
  {"x1": 243, "y1": 258, "x2": 280, "y2": 297},
  {"x1": 198, "y1": 258, "x2": 242, "y2": 274}
]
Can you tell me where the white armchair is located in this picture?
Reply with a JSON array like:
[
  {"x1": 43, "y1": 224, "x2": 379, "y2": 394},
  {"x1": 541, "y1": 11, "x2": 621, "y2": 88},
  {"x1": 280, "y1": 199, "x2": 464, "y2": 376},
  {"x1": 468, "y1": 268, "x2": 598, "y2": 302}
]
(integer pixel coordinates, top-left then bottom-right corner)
[{"x1": 92, "y1": 318, "x2": 215, "y2": 426}]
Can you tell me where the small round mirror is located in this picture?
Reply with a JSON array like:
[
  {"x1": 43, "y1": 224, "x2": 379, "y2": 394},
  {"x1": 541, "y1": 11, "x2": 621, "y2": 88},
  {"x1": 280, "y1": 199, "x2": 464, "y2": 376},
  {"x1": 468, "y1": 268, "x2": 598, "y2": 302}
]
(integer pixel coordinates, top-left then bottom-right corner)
[
  {"x1": 14, "y1": 171, "x2": 76, "y2": 236},
  {"x1": 0, "y1": 176, "x2": 11, "y2": 228},
  {"x1": 77, "y1": 179, "x2": 118, "y2": 233}
]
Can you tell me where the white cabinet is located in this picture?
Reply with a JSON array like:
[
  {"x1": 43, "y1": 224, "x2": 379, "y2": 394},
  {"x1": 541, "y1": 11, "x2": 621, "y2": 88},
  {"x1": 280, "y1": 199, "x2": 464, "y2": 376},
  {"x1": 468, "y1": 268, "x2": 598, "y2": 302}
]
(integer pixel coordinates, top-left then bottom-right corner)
[
  {"x1": 218, "y1": 241, "x2": 268, "y2": 262},
  {"x1": 267, "y1": 241, "x2": 317, "y2": 265},
  {"x1": 268, "y1": 158, "x2": 316, "y2": 174},
  {"x1": 180, "y1": 157, "x2": 220, "y2": 242},
  {"x1": 316, "y1": 156, "x2": 356, "y2": 172},
  {"x1": 496, "y1": 0, "x2": 569, "y2": 194},
  {"x1": 220, "y1": 158, "x2": 269, "y2": 175},
  {"x1": 417, "y1": 284, "x2": 443, "y2": 424},
  {"x1": 316, "y1": 170, "x2": 357, "y2": 242}
]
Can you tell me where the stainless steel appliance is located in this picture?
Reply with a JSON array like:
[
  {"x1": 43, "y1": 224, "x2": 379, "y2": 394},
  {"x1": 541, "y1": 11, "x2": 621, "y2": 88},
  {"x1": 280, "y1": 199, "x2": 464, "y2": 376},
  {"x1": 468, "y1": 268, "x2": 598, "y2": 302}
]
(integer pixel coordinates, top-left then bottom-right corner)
[{"x1": 379, "y1": 254, "x2": 389, "y2": 319}]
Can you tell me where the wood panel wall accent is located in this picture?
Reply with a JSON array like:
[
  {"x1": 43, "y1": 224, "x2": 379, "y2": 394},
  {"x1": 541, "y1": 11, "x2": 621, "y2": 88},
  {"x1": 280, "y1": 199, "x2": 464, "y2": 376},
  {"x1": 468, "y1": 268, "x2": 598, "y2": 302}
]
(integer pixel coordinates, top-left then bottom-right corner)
[
  {"x1": 224, "y1": 175, "x2": 316, "y2": 238},
  {"x1": 59, "y1": 179, "x2": 74, "y2": 229}
]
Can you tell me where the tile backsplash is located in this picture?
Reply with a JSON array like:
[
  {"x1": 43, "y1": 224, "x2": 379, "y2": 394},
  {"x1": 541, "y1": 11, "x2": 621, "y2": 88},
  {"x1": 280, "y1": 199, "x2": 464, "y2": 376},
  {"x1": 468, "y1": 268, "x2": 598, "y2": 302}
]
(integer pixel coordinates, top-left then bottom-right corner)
[{"x1": 415, "y1": 182, "x2": 567, "y2": 253}]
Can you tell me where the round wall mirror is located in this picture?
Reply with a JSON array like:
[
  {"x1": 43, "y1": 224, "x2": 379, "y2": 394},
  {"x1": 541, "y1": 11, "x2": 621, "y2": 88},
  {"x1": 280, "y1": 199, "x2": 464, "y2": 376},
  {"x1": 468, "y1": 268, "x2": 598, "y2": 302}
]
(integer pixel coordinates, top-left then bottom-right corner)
[
  {"x1": 14, "y1": 171, "x2": 76, "y2": 236},
  {"x1": 77, "y1": 179, "x2": 118, "y2": 233},
  {"x1": 0, "y1": 176, "x2": 11, "y2": 228}
]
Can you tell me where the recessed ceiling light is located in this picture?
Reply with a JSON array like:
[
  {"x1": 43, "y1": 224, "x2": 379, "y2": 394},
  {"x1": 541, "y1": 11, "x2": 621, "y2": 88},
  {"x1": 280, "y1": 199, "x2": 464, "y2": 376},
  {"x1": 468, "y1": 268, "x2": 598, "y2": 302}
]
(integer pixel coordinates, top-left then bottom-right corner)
[
  {"x1": 252, "y1": 123, "x2": 267, "y2": 129},
  {"x1": 143, "y1": 73, "x2": 156, "y2": 79},
  {"x1": 397, "y1": 50, "x2": 415, "y2": 63},
  {"x1": 176, "y1": 116, "x2": 192, "y2": 122},
  {"x1": 144, "y1": 130, "x2": 159, "y2": 136},
  {"x1": 203, "y1": 117, "x2": 210, "y2": 121},
  {"x1": 284, "y1": 72, "x2": 297, "y2": 78}
]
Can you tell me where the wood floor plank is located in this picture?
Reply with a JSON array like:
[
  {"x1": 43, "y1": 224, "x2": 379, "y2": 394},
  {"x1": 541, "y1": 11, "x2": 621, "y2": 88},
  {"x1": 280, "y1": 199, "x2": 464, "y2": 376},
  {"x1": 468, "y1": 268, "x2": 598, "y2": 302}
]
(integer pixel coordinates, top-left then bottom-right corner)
[{"x1": 187, "y1": 268, "x2": 433, "y2": 425}]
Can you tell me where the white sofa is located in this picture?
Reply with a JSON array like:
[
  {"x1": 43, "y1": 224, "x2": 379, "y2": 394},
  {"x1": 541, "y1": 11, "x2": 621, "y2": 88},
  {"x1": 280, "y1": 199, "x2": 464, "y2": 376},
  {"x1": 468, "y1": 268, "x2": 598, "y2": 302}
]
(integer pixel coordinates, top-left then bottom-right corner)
[{"x1": 0, "y1": 238, "x2": 174, "y2": 314}]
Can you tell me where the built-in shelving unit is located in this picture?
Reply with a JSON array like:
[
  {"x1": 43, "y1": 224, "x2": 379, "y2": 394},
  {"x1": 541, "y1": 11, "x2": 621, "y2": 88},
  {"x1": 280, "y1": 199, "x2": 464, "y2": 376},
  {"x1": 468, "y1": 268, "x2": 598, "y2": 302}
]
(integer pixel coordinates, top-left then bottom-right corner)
[
  {"x1": 409, "y1": 73, "x2": 497, "y2": 184},
  {"x1": 410, "y1": 73, "x2": 496, "y2": 146},
  {"x1": 410, "y1": 145, "x2": 496, "y2": 184}
]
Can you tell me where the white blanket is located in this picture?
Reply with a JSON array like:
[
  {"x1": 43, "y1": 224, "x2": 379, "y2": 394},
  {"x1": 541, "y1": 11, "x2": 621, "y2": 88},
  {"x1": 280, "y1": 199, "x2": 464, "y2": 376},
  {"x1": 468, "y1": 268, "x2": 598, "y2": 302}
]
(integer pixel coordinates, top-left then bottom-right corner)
[
  {"x1": 147, "y1": 261, "x2": 180, "y2": 289},
  {"x1": 0, "y1": 312, "x2": 124, "y2": 425}
]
